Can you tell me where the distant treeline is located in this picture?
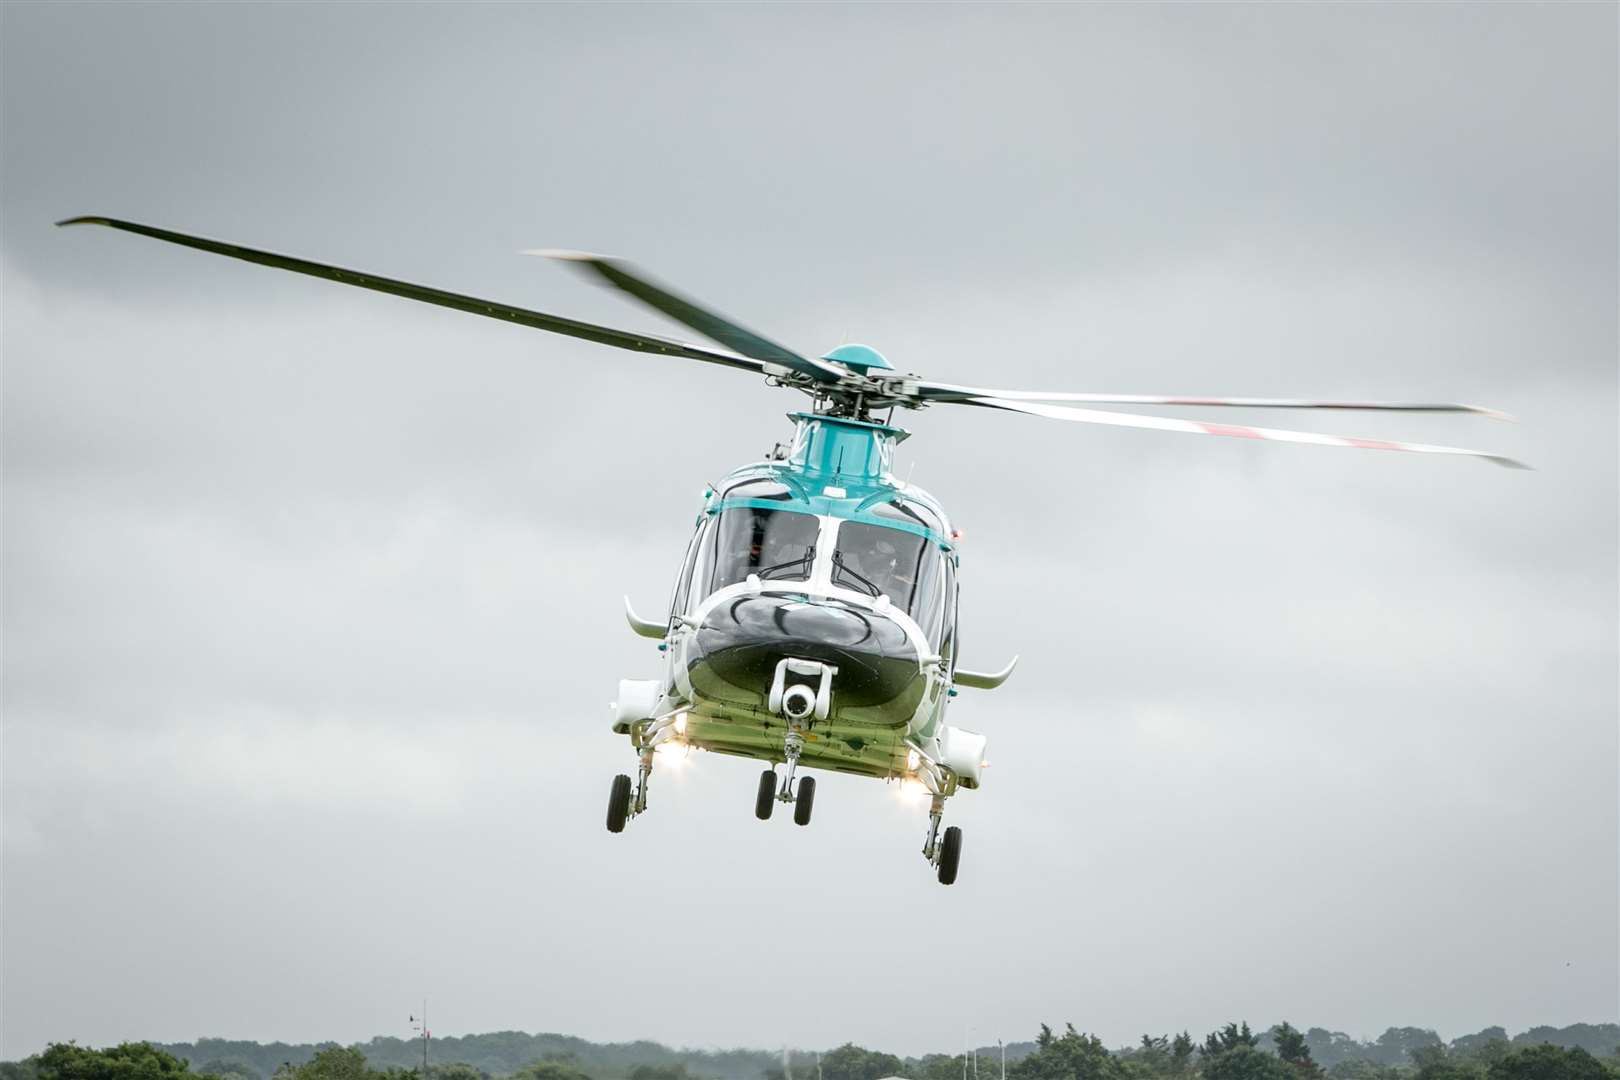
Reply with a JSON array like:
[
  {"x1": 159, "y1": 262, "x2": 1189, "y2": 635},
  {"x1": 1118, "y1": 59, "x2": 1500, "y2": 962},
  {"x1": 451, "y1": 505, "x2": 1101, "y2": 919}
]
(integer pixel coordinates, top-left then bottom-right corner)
[{"x1": 3, "y1": 1021, "x2": 1616, "y2": 1080}]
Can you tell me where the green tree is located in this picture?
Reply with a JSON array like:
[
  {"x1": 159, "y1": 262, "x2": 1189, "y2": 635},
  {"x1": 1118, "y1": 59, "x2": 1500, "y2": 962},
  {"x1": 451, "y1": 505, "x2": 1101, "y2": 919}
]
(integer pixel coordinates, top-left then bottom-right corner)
[
  {"x1": 818, "y1": 1046, "x2": 903, "y2": 1080},
  {"x1": 1132, "y1": 1038, "x2": 1171, "y2": 1077},
  {"x1": 1488, "y1": 1046, "x2": 1609, "y2": 1080},
  {"x1": 1371, "y1": 1033, "x2": 1442, "y2": 1069},
  {"x1": 427, "y1": 1066, "x2": 486, "y2": 1080},
  {"x1": 1170, "y1": 1036, "x2": 1195, "y2": 1077},
  {"x1": 273, "y1": 1050, "x2": 368, "y2": 1080},
  {"x1": 1009, "y1": 1026, "x2": 1124, "y2": 1080},
  {"x1": 1273, "y1": 1026, "x2": 1324, "y2": 1080},
  {"x1": 38, "y1": 1044, "x2": 212, "y2": 1080},
  {"x1": 1204, "y1": 1028, "x2": 1261, "y2": 1059},
  {"x1": 1199, "y1": 1025, "x2": 1295, "y2": 1080},
  {"x1": 512, "y1": 1063, "x2": 592, "y2": 1080},
  {"x1": 1202, "y1": 1047, "x2": 1296, "y2": 1080},
  {"x1": 197, "y1": 1062, "x2": 259, "y2": 1080},
  {"x1": 1410, "y1": 1045, "x2": 1480, "y2": 1080},
  {"x1": 271, "y1": 1047, "x2": 415, "y2": 1080},
  {"x1": 1326, "y1": 1062, "x2": 1406, "y2": 1080},
  {"x1": 629, "y1": 1067, "x2": 692, "y2": 1080},
  {"x1": 1120, "y1": 1035, "x2": 1195, "y2": 1080}
]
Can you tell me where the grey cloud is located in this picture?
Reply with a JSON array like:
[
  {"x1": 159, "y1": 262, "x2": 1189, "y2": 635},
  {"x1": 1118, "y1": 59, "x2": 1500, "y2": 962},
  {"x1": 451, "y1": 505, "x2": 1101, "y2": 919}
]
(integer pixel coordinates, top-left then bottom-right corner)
[{"x1": 3, "y1": 0, "x2": 1614, "y2": 1065}]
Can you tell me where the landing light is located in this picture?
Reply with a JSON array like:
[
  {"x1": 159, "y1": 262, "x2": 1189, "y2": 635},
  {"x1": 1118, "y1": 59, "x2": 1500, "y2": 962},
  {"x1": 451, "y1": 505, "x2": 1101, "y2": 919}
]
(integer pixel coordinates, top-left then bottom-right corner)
[
  {"x1": 674, "y1": 712, "x2": 688, "y2": 735},
  {"x1": 899, "y1": 778, "x2": 929, "y2": 803},
  {"x1": 906, "y1": 748, "x2": 920, "y2": 771}
]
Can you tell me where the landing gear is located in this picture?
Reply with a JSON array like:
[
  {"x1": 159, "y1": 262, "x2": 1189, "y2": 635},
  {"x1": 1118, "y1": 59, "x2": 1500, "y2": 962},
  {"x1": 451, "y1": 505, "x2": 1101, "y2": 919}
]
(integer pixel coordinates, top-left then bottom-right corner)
[
  {"x1": 936, "y1": 825, "x2": 962, "y2": 885},
  {"x1": 634, "y1": 748, "x2": 654, "y2": 814},
  {"x1": 606, "y1": 773, "x2": 632, "y2": 833},
  {"x1": 754, "y1": 769, "x2": 777, "y2": 820},
  {"x1": 778, "y1": 728, "x2": 805, "y2": 802},
  {"x1": 755, "y1": 726, "x2": 819, "y2": 825},
  {"x1": 606, "y1": 743, "x2": 657, "y2": 834},
  {"x1": 793, "y1": 776, "x2": 816, "y2": 826},
  {"x1": 922, "y1": 793, "x2": 964, "y2": 885}
]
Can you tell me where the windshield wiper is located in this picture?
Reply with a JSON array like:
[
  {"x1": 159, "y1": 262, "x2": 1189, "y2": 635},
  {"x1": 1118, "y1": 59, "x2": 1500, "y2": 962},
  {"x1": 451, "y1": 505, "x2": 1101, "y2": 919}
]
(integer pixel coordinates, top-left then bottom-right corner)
[
  {"x1": 831, "y1": 552, "x2": 882, "y2": 597},
  {"x1": 756, "y1": 546, "x2": 815, "y2": 581}
]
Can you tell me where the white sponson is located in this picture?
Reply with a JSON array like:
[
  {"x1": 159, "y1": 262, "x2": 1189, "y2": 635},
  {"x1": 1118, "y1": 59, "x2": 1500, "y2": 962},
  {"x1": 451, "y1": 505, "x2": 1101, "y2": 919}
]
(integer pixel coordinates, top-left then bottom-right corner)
[
  {"x1": 612, "y1": 679, "x2": 663, "y2": 728},
  {"x1": 939, "y1": 725, "x2": 988, "y2": 786}
]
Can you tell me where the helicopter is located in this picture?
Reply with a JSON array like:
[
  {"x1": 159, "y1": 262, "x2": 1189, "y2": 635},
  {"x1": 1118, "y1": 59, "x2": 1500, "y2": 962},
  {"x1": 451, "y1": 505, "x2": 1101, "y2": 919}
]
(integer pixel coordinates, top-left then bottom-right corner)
[{"x1": 57, "y1": 215, "x2": 1524, "y2": 885}]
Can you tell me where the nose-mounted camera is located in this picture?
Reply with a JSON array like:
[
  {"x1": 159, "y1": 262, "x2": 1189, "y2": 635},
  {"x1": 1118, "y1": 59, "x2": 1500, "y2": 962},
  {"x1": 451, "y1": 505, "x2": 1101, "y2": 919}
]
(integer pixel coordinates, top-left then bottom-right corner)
[{"x1": 767, "y1": 657, "x2": 838, "y2": 724}]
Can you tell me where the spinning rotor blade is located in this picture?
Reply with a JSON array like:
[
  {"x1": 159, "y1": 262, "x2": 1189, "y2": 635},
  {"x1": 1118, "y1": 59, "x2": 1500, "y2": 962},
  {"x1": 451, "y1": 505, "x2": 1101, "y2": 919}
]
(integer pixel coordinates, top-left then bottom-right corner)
[
  {"x1": 532, "y1": 250, "x2": 844, "y2": 384},
  {"x1": 964, "y1": 397, "x2": 1529, "y2": 468},
  {"x1": 916, "y1": 381, "x2": 1512, "y2": 420},
  {"x1": 55, "y1": 217, "x2": 768, "y2": 375}
]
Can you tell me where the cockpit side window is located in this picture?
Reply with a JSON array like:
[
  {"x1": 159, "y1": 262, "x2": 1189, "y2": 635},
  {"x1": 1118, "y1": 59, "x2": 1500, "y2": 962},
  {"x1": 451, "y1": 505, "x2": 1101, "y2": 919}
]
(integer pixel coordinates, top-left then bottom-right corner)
[
  {"x1": 705, "y1": 507, "x2": 820, "y2": 596},
  {"x1": 671, "y1": 515, "x2": 712, "y2": 617},
  {"x1": 831, "y1": 521, "x2": 947, "y2": 646},
  {"x1": 939, "y1": 559, "x2": 958, "y2": 667}
]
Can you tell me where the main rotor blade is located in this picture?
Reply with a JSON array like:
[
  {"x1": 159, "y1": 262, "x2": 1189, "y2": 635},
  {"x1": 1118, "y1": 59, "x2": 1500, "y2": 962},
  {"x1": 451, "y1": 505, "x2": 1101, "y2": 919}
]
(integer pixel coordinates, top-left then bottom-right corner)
[
  {"x1": 56, "y1": 217, "x2": 769, "y2": 376},
  {"x1": 915, "y1": 381, "x2": 1512, "y2": 420},
  {"x1": 963, "y1": 397, "x2": 1529, "y2": 468},
  {"x1": 532, "y1": 250, "x2": 844, "y2": 384}
]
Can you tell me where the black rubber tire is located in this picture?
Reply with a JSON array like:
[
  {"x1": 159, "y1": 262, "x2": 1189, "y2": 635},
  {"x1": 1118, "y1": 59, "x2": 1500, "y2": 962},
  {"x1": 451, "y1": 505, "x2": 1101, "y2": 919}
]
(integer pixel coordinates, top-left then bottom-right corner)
[
  {"x1": 793, "y1": 776, "x2": 816, "y2": 826},
  {"x1": 937, "y1": 825, "x2": 963, "y2": 885},
  {"x1": 606, "y1": 774, "x2": 633, "y2": 834},
  {"x1": 754, "y1": 769, "x2": 777, "y2": 820}
]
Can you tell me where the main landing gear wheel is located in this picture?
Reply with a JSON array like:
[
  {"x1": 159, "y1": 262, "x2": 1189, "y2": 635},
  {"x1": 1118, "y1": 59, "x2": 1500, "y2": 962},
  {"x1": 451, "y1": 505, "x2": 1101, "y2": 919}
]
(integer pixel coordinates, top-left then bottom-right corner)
[
  {"x1": 606, "y1": 773, "x2": 633, "y2": 834},
  {"x1": 754, "y1": 769, "x2": 777, "y2": 820},
  {"x1": 937, "y1": 825, "x2": 963, "y2": 885},
  {"x1": 793, "y1": 776, "x2": 816, "y2": 826}
]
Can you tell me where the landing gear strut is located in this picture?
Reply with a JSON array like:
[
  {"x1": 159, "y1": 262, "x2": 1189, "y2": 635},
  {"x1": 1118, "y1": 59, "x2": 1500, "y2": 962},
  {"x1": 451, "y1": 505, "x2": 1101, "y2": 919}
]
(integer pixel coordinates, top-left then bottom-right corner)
[
  {"x1": 606, "y1": 730, "x2": 660, "y2": 834},
  {"x1": 777, "y1": 728, "x2": 805, "y2": 804},
  {"x1": 922, "y1": 793, "x2": 964, "y2": 885}
]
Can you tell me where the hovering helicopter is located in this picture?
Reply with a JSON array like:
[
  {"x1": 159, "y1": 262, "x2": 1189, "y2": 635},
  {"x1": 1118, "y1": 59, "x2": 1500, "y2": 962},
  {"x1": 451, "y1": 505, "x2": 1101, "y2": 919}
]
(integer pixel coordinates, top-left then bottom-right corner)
[{"x1": 57, "y1": 216, "x2": 1524, "y2": 885}]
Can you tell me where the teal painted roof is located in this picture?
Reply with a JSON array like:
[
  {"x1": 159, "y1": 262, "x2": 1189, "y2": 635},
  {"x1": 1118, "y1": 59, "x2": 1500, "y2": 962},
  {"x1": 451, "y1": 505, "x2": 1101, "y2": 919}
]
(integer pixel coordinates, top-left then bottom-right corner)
[{"x1": 820, "y1": 343, "x2": 892, "y2": 372}]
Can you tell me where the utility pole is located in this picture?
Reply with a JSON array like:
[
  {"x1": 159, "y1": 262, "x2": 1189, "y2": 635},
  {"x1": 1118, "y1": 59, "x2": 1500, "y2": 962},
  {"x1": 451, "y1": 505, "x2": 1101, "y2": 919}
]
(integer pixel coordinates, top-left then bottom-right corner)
[
  {"x1": 999, "y1": 1041, "x2": 1005, "y2": 1080},
  {"x1": 410, "y1": 1001, "x2": 430, "y2": 1079}
]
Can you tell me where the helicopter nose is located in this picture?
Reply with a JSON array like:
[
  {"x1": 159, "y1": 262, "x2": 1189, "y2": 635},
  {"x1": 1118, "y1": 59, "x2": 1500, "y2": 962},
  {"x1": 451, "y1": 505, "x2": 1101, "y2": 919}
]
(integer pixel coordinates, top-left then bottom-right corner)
[{"x1": 689, "y1": 594, "x2": 922, "y2": 712}]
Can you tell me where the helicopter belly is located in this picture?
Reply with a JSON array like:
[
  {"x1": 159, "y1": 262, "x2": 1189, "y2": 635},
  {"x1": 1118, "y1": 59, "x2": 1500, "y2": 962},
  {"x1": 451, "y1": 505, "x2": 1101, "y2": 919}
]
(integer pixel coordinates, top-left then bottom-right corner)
[
  {"x1": 686, "y1": 594, "x2": 925, "y2": 721},
  {"x1": 675, "y1": 702, "x2": 914, "y2": 780}
]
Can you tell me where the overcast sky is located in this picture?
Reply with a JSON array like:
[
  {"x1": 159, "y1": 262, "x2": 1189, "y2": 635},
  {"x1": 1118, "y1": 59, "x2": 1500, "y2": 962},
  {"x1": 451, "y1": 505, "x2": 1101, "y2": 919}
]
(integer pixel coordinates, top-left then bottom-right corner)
[{"x1": 2, "y1": 1, "x2": 1615, "y2": 1064}]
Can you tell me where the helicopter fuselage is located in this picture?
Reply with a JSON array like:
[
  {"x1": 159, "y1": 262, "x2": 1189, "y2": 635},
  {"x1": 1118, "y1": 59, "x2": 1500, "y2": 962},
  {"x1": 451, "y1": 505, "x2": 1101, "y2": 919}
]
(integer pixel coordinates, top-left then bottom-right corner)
[{"x1": 614, "y1": 412, "x2": 988, "y2": 799}]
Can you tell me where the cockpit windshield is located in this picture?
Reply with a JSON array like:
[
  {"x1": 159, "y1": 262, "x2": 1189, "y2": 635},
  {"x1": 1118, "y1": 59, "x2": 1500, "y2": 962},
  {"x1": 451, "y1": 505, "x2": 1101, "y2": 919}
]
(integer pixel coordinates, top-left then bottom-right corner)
[
  {"x1": 706, "y1": 506, "x2": 820, "y2": 594},
  {"x1": 832, "y1": 521, "x2": 944, "y2": 635}
]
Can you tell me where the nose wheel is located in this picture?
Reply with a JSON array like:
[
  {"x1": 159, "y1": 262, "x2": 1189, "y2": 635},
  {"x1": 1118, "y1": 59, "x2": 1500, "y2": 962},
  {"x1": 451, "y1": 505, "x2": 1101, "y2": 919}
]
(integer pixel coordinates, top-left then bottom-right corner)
[
  {"x1": 792, "y1": 776, "x2": 816, "y2": 825},
  {"x1": 754, "y1": 769, "x2": 777, "y2": 820},
  {"x1": 753, "y1": 725, "x2": 817, "y2": 825}
]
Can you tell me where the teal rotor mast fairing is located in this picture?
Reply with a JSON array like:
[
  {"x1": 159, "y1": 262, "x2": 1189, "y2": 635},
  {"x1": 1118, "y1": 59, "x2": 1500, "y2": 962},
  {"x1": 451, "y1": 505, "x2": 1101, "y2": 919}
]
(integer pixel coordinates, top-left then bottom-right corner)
[{"x1": 57, "y1": 216, "x2": 1527, "y2": 886}]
